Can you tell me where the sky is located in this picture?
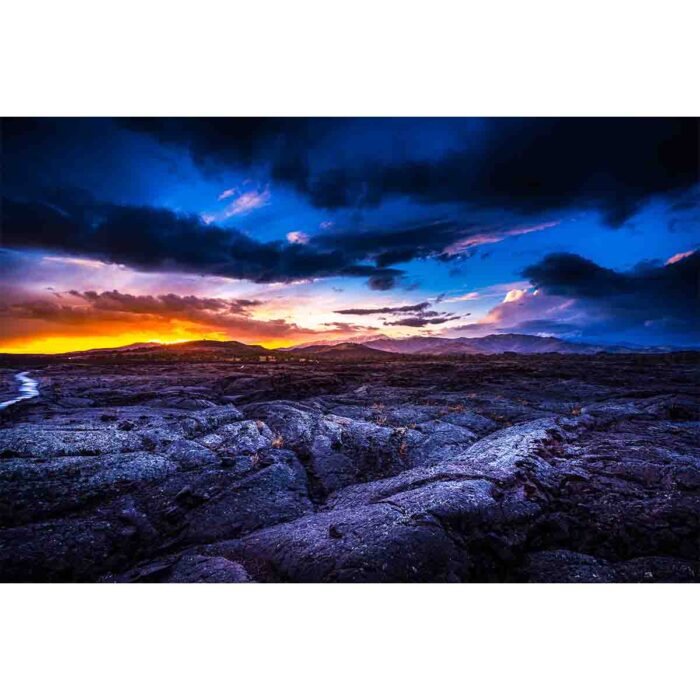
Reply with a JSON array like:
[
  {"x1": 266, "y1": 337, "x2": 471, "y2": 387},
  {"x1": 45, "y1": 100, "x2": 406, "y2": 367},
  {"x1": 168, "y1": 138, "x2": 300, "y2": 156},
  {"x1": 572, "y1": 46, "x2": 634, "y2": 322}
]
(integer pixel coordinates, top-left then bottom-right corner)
[{"x1": 0, "y1": 117, "x2": 698, "y2": 353}]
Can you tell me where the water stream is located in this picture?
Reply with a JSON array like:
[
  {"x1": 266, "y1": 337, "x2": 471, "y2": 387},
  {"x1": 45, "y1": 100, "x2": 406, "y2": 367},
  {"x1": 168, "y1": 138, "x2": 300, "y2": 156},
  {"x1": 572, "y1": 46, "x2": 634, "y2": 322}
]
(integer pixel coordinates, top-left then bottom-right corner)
[{"x1": 0, "y1": 372, "x2": 39, "y2": 410}]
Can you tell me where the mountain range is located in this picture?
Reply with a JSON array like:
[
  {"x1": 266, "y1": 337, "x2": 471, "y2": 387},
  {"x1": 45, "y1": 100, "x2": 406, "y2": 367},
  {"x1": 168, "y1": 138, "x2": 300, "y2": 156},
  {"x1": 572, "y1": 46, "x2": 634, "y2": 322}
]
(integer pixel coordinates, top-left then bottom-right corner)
[
  {"x1": 285, "y1": 342, "x2": 394, "y2": 360},
  {"x1": 285, "y1": 333, "x2": 669, "y2": 356},
  {"x1": 1, "y1": 334, "x2": 689, "y2": 364}
]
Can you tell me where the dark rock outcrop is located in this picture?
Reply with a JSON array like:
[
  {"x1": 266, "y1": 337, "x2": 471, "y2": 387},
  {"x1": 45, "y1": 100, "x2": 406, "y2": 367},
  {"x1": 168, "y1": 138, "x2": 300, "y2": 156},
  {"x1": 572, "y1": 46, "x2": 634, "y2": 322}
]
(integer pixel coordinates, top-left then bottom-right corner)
[{"x1": 1, "y1": 354, "x2": 698, "y2": 582}]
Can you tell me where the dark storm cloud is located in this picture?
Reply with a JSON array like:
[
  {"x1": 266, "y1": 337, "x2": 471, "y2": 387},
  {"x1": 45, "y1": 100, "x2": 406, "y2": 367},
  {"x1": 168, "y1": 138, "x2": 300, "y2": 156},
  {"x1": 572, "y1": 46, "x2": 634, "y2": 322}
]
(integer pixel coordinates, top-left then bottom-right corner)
[
  {"x1": 120, "y1": 117, "x2": 319, "y2": 176},
  {"x1": 334, "y1": 302, "x2": 431, "y2": 316},
  {"x1": 4, "y1": 118, "x2": 697, "y2": 308},
  {"x1": 522, "y1": 252, "x2": 700, "y2": 336},
  {"x1": 314, "y1": 219, "x2": 565, "y2": 270},
  {"x1": 0, "y1": 196, "x2": 402, "y2": 288},
  {"x1": 333, "y1": 298, "x2": 461, "y2": 327},
  {"x1": 316, "y1": 221, "x2": 464, "y2": 262},
  {"x1": 523, "y1": 253, "x2": 630, "y2": 298},
  {"x1": 121, "y1": 117, "x2": 699, "y2": 226},
  {"x1": 0, "y1": 184, "x2": 507, "y2": 290},
  {"x1": 0, "y1": 289, "x2": 310, "y2": 339},
  {"x1": 523, "y1": 252, "x2": 699, "y2": 313},
  {"x1": 66, "y1": 290, "x2": 261, "y2": 316},
  {"x1": 367, "y1": 274, "x2": 397, "y2": 291},
  {"x1": 384, "y1": 314, "x2": 461, "y2": 327},
  {"x1": 449, "y1": 253, "x2": 700, "y2": 345},
  {"x1": 321, "y1": 322, "x2": 379, "y2": 333},
  {"x1": 312, "y1": 219, "x2": 503, "y2": 273},
  {"x1": 334, "y1": 119, "x2": 698, "y2": 227}
]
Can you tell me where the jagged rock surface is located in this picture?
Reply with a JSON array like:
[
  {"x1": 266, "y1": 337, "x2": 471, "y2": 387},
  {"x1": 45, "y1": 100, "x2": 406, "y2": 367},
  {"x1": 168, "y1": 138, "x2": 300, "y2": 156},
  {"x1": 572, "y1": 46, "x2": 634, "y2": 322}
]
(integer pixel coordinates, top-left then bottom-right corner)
[{"x1": 0, "y1": 354, "x2": 698, "y2": 582}]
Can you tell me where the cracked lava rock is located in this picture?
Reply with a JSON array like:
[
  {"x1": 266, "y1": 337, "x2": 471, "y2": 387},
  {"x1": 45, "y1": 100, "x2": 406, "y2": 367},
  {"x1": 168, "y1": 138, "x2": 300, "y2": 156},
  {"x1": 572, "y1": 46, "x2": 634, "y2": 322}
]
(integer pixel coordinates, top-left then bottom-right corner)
[{"x1": 0, "y1": 353, "x2": 698, "y2": 583}]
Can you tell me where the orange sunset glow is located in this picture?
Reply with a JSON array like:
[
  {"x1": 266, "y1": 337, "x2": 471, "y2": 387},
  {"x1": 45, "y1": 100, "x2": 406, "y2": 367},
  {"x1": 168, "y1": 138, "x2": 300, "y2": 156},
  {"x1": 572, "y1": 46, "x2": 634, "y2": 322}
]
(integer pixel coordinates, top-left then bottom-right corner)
[{"x1": 0, "y1": 332, "x2": 220, "y2": 355}]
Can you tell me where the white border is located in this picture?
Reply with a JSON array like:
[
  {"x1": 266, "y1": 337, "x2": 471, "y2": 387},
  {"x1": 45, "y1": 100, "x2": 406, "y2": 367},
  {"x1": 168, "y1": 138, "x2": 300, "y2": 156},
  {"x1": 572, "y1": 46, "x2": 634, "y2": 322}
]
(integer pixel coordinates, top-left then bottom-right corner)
[
  {"x1": 2, "y1": 1, "x2": 699, "y2": 116},
  {"x1": 1, "y1": 584, "x2": 697, "y2": 698}
]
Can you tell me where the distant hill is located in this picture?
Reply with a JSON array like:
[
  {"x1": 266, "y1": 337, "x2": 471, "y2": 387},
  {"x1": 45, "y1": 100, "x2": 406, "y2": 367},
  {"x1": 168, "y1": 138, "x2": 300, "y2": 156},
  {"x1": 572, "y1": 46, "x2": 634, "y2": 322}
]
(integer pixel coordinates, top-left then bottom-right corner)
[
  {"x1": 288, "y1": 333, "x2": 393, "y2": 350},
  {"x1": 287, "y1": 342, "x2": 394, "y2": 360},
  {"x1": 361, "y1": 333, "x2": 633, "y2": 355},
  {"x1": 156, "y1": 340, "x2": 270, "y2": 356},
  {"x1": 66, "y1": 339, "x2": 272, "y2": 358},
  {"x1": 288, "y1": 333, "x2": 676, "y2": 356},
  {"x1": 77, "y1": 342, "x2": 163, "y2": 354}
]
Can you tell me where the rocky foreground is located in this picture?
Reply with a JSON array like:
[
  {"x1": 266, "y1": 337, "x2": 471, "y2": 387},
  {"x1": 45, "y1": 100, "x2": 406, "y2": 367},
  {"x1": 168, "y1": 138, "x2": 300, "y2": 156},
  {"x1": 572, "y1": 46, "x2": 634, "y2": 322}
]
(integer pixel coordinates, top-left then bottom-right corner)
[{"x1": 0, "y1": 353, "x2": 698, "y2": 582}]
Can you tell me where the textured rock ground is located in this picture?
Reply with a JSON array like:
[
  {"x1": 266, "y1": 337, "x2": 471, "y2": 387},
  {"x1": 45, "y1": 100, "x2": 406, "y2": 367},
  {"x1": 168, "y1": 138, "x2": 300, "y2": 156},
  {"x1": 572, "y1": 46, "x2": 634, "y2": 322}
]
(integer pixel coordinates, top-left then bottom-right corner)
[{"x1": 0, "y1": 354, "x2": 698, "y2": 582}]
